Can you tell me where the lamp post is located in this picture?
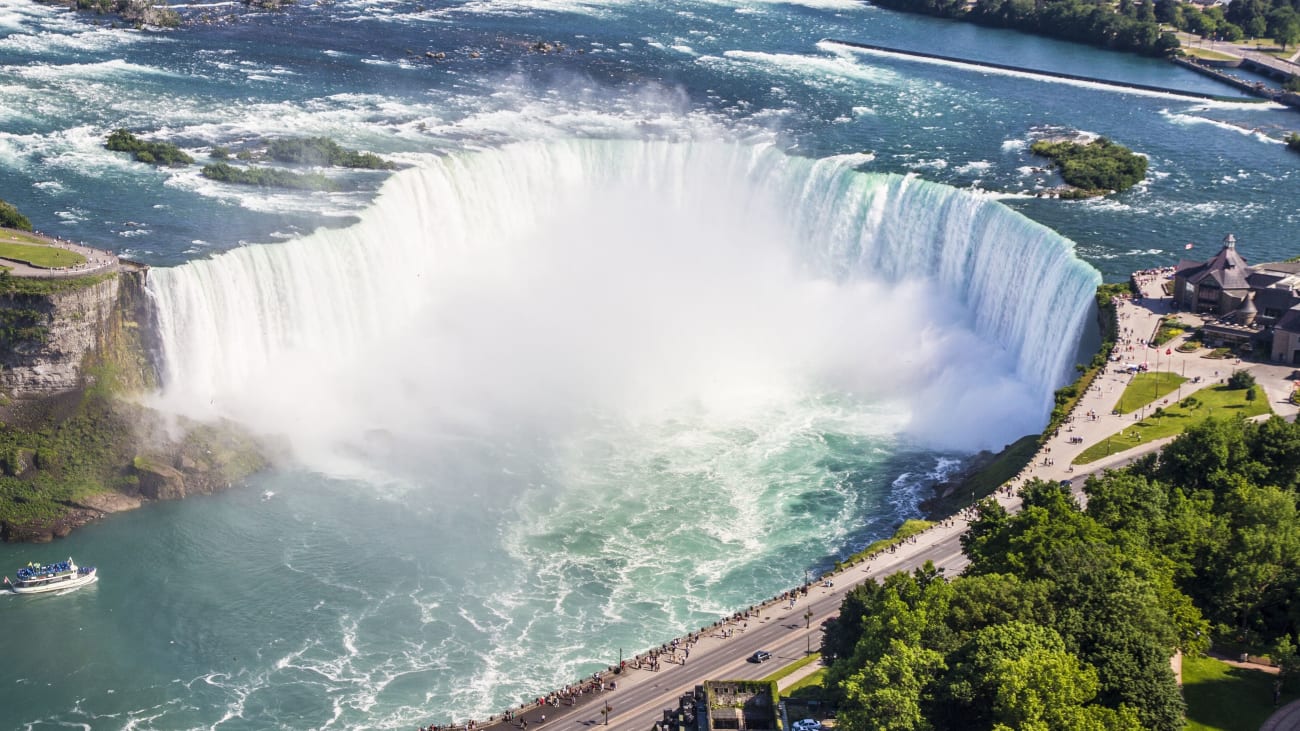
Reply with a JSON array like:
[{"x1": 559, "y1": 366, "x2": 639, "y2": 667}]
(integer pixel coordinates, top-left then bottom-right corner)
[
  {"x1": 805, "y1": 608, "x2": 814, "y2": 654},
  {"x1": 602, "y1": 705, "x2": 612, "y2": 725}
]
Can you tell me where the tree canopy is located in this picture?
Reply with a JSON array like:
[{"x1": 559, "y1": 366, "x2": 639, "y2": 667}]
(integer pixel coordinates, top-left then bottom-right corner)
[{"x1": 825, "y1": 416, "x2": 1300, "y2": 730}]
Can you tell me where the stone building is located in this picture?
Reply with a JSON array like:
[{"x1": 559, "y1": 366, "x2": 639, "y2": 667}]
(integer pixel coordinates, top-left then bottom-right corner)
[
  {"x1": 660, "y1": 681, "x2": 787, "y2": 731},
  {"x1": 1172, "y1": 235, "x2": 1300, "y2": 364}
]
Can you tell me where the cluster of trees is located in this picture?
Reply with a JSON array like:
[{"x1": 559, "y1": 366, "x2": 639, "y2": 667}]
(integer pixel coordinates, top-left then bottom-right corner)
[
  {"x1": 70, "y1": 0, "x2": 180, "y2": 27},
  {"x1": 107, "y1": 129, "x2": 394, "y2": 190},
  {"x1": 199, "y1": 162, "x2": 341, "y2": 191},
  {"x1": 867, "y1": 0, "x2": 1179, "y2": 56},
  {"x1": 1030, "y1": 137, "x2": 1148, "y2": 196},
  {"x1": 0, "y1": 199, "x2": 32, "y2": 231},
  {"x1": 266, "y1": 137, "x2": 396, "y2": 170},
  {"x1": 105, "y1": 129, "x2": 194, "y2": 166},
  {"x1": 824, "y1": 415, "x2": 1300, "y2": 731},
  {"x1": 1172, "y1": 0, "x2": 1300, "y2": 47},
  {"x1": 1287, "y1": 132, "x2": 1300, "y2": 152}
]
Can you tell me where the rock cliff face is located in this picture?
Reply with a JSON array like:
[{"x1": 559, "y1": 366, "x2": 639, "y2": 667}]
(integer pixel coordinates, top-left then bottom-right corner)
[
  {"x1": 0, "y1": 265, "x2": 270, "y2": 543},
  {"x1": 0, "y1": 267, "x2": 153, "y2": 398}
]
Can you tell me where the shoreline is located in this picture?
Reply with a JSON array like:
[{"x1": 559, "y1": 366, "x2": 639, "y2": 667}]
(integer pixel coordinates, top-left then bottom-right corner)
[{"x1": 435, "y1": 269, "x2": 1298, "y2": 729}]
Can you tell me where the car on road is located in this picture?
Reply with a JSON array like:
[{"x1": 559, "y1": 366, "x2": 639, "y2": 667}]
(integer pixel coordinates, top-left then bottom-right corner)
[
  {"x1": 792, "y1": 720, "x2": 822, "y2": 731},
  {"x1": 748, "y1": 650, "x2": 772, "y2": 663}
]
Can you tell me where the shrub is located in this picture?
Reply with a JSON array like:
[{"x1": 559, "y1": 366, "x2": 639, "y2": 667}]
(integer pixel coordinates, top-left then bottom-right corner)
[
  {"x1": 265, "y1": 136, "x2": 396, "y2": 170},
  {"x1": 105, "y1": 128, "x2": 193, "y2": 166},
  {"x1": 1228, "y1": 371, "x2": 1257, "y2": 390},
  {"x1": 0, "y1": 199, "x2": 32, "y2": 231},
  {"x1": 200, "y1": 162, "x2": 341, "y2": 191}
]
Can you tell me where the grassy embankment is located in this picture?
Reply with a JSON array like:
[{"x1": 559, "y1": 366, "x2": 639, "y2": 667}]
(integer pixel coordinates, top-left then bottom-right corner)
[
  {"x1": 920, "y1": 281, "x2": 1125, "y2": 517},
  {"x1": 831, "y1": 519, "x2": 935, "y2": 573},
  {"x1": 1183, "y1": 654, "x2": 1297, "y2": 731},
  {"x1": 1182, "y1": 46, "x2": 1241, "y2": 62},
  {"x1": 762, "y1": 652, "x2": 822, "y2": 684},
  {"x1": 1113, "y1": 371, "x2": 1189, "y2": 414},
  {"x1": 0, "y1": 230, "x2": 87, "y2": 268},
  {"x1": 1073, "y1": 385, "x2": 1272, "y2": 465}
]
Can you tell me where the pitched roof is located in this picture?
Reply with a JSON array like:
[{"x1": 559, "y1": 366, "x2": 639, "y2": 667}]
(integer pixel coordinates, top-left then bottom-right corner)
[
  {"x1": 1255, "y1": 286, "x2": 1300, "y2": 314},
  {"x1": 1276, "y1": 305, "x2": 1300, "y2": 334},
  {"x1": 1186, "y1": 236, "x2": 1251, "y2": 291}
]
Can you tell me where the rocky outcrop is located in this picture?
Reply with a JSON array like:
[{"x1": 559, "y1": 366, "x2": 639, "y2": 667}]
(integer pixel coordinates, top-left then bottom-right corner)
[
  {"x1": 0, "y1": 264, "x2": 271, "y2": 543},
  {"x1": 0, "y1": 267, "x2": 154, "y2": 399}
]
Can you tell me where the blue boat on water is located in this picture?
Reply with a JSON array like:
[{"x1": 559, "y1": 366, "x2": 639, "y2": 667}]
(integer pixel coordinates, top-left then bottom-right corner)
[{"x1": 5, "y1": 558, "x2": 97, "y2": 595}]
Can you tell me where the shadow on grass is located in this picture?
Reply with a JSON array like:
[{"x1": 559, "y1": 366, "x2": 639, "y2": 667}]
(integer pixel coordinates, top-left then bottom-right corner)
[{"x1": 1184, "y1": 657, "x2": 1298, "y2": 731}]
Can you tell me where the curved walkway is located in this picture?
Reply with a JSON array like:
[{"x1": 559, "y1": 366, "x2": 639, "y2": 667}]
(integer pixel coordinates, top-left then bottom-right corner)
[
  {"x1": 1262, "y1": 699, "x2": 1300, "y2": 731},
  {"x1": 0, "y1": 230, "x2": 119, "y2": 278}
]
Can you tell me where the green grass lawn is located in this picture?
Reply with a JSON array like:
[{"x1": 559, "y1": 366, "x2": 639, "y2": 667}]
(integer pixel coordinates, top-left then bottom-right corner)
[
  {"x1": 1183, "y1": 46, "x2": 1241, "y2": 61},
  {"x1": 1114, "y1": 372, "x2": 1188, "y2": 414},
  {"x1": 1183, "y1": 655, "x2": 1297, "y2": 731},
  {"x1": 763, "y1": 652, "x2": 821, "y2": 684},
  {"x1": 783, "y1": 668, "x2": 826, "y2": 696},
  {"x1": 837, "y1": 519, "x2": 935, "y2": 569},
  {"x1": 1074, "y1": 385, "x2": 1271, "y2": 465},
  {"x1": 0, "y1": 230, "x2": 86, "y2": 268}
]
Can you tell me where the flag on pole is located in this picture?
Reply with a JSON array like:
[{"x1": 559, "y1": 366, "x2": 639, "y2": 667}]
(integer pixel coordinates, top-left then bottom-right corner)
[
  {"x1": 1166, "y1": 348, "x2": 1172, "y2": 355},
  {"x1": 1185, "y1": 243, "x2": 1195, "y2": 250}
]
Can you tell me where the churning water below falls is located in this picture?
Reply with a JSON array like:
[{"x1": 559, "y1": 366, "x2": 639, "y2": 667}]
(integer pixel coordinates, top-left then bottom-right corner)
[{"x1": 1, "y1": 0, "x2": 1294, "y2": 726}]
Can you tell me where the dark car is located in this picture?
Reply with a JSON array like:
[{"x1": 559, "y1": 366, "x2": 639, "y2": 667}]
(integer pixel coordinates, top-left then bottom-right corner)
[{"x1": 749, "y1": 650, "x2": 772, "y2": 663}]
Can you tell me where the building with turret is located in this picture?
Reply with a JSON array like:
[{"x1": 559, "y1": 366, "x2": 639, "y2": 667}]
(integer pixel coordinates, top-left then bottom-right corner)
[{"x1": 1172, "y1": 235, "x2": 1300, "y2": 365}]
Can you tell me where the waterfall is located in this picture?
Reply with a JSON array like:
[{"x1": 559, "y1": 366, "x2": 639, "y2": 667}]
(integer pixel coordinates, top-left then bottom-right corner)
[{"x1": 146, "y1": 139, "x2": 1100, "y2": 457}]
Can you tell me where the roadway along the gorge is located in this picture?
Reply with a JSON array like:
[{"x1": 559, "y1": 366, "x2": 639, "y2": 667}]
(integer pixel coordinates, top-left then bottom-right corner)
[
  {"x1": 492, "y1": 521, "x2": 971, "y2": 730},
  {"x1": 485, "y1": 275, "x2": 1299, "y2": 731}
]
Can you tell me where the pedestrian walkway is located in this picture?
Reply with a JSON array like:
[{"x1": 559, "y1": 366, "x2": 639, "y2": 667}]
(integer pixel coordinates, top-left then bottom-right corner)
[
  {"x1": 1261, "y1": 699, "x2": 1300, "y2": 731},
  {"x1": 0, "y1": 230, "x2": 119, "y2": 278},
  {"x1": 437, "y1": 270, "x2": 1299, "y2": 731}
]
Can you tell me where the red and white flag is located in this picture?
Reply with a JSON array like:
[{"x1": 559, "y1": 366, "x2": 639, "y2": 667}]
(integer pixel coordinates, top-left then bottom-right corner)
[{"x1": 1185, "y1": 243, "x2": 1195, "y2": 250}]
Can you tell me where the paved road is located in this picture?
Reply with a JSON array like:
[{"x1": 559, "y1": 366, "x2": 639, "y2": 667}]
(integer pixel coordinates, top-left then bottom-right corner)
[
  {"x1": 1177, "y1": 33, "x2": 1299, "y2": 80},
  {"x1": 477, "y1": 523, "x2": 970, "y2": 730},
  {"x1": 471, "y1": 273, "x2": 1299, "y2": 731}
]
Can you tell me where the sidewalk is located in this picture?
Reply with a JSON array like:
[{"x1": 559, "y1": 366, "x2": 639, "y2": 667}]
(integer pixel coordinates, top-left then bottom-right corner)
[{"x1": 1006, "y1": 271, "x2": 1297, "y2": 495}]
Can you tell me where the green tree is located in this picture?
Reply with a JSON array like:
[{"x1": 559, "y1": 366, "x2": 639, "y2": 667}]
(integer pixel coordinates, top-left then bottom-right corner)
[
  {"x1": 1228, "y1": 370, "x2": 1257, "y2": 390},
  {"x1": 839, "y1": 640, "x2": 946, "y2": 731},
  {"x1": 0, "y1": 199, "x2": 32, "y2": 231}
]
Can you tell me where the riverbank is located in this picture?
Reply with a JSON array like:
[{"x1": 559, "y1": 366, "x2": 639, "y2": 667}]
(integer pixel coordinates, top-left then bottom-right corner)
[{"x1": 442, "y1": 267, "x2": 1299, "y2": 730}]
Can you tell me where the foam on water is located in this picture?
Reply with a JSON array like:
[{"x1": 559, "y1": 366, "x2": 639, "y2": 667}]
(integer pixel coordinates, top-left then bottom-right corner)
[{"x1": 148, "y1": 138, "x2": 1098, "y2": 462}]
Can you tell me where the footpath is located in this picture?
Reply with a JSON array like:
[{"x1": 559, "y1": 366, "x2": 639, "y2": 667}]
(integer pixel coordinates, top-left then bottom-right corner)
[
  {"x1": 441, "y1": 272, "x2": 1296, "y2": 731},
  {"x1": 0, "y1": 231, "x2": 120, "y2": 278}
]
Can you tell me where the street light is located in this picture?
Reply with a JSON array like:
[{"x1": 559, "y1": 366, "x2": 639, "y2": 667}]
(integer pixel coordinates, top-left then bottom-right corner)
[
  {"x1": 805, "y1": 608, "x2": 814, "y2": 653},
  {"x1": 602, "y1": 704, "x2": 613, "y2": 725}
]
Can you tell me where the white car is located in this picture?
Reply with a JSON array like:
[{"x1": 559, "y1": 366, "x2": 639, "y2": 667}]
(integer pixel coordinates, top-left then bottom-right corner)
[{"x1": 792, "y1": 720, "x2": 822, "y2": 731}]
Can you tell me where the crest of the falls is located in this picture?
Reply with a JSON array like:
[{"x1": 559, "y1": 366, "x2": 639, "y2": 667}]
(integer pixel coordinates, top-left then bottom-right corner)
[{"x1": 146, "y1": 139, "x2": 1100, "y2": 467}]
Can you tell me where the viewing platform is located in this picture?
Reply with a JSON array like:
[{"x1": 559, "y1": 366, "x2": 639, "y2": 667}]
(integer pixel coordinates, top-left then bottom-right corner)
[{"x1": 0, "y1": 228, "x2": 123, "y2": 279}]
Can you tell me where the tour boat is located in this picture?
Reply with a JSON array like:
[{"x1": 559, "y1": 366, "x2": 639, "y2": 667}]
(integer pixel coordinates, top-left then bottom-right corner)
[{"x1": 4, "y1": 557, "x2": 97, "y2": 594}]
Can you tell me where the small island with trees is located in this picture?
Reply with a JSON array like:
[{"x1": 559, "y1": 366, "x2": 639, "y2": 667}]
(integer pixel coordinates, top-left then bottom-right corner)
[
  {"x1": 103, "y1": 130, "x2": 396, "y2": 191},
  {"x1": 1030, "y1": 137, "x2": 1148, "y2": 198}
]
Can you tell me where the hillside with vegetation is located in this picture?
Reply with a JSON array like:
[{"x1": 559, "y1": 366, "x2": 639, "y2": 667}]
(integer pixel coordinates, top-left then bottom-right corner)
[
  {"x1": 822, "y1": 415, "x2": 1300, "y2": 731},
  {"x1": 867, "y1": 0, "x2": 1179, "y2": 56}
]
